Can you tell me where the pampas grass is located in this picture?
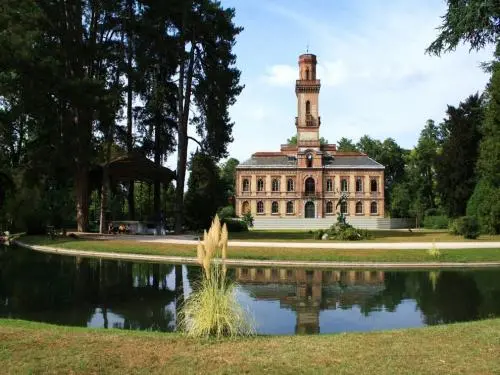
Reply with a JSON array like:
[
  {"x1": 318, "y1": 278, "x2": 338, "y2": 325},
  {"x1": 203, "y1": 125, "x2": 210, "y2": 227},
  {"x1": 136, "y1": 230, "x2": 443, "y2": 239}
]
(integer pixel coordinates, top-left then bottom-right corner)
[
  {"x1": 427, "y1": 242, "x2": 441, "y2": 258},
  {"x1": 179, "y1": 215, "x2": 253, "y2": 338}
]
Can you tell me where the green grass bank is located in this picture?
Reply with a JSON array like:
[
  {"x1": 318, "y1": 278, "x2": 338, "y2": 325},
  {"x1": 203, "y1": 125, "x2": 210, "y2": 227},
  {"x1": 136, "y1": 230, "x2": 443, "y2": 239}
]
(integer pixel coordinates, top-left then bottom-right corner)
[
  {"x1": 18, "y1": 235, "x2": 500, "y2": 263},
  {"x1": 0, "y1": 319, "x2": 499, "y2": 374}
]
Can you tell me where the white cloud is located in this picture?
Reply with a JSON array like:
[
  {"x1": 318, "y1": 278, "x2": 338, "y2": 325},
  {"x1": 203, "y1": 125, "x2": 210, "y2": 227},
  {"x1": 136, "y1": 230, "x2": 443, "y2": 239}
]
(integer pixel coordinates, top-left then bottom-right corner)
[{"x1": 262, "y1": 64, "x2": 296, "y2": 86}]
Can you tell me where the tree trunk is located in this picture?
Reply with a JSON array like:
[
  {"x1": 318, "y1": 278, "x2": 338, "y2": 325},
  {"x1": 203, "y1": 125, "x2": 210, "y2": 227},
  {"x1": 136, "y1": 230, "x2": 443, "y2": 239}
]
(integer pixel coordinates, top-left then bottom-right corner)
[
  {"x1": 174, "y1": 41, "x2": 196, "y2": 234},
  {"x1": 76, "y1": 165, "x2": 89, "y2": 232},
  {"x1": 126, "y1": 0, "x2": 135, "y2": 220},
  {"x1": 99, "y1": 168, "x2": 110, "y2": 234}
]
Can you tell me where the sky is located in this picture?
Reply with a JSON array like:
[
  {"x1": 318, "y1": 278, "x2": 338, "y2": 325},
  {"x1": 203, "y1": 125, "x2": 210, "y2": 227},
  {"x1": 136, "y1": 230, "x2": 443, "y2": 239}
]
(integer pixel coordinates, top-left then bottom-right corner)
[{"x1": 166, "y1": 0, "x2": 494, "y2": 170}]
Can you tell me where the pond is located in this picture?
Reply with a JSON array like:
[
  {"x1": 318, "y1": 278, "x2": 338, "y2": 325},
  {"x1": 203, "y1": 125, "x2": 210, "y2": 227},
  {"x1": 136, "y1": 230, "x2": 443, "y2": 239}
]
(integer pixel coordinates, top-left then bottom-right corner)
[{"x1": 1, "y1": 246, "x2": 500, "y2": 335}]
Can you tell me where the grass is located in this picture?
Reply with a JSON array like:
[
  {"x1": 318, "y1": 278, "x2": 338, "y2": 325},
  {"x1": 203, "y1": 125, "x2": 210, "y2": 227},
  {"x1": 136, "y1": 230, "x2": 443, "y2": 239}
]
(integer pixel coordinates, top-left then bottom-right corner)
[
  {"x1": 229, "y1": 229, "x2": 500, "y2": 242},
  {"x1": 17, "y1": 235, "x2": 500, "y2": 263},
  {"x1": 0, "y1": 318, "x2": 499, "y2": 374}
]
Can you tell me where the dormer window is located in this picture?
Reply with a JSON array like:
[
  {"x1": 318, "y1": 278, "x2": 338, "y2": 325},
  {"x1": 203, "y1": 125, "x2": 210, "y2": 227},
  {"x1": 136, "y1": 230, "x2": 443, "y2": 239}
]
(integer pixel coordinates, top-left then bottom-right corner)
[{"x1": 306, "y1": 153, "x2": 313, "y2": 168}]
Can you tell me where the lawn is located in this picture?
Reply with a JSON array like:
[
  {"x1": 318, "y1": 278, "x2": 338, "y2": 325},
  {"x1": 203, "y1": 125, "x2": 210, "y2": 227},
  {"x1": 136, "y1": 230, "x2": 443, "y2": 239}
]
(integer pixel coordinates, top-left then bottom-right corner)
[
  {"x1": 0, "y1": 318, "x2": 499, "y2": 374},
  {"x1": 17, "y1": 236, "x2": 500, "y2": 263},
  {"x1": 229, "y1": 229, "x2": 500, "y2": 242}
]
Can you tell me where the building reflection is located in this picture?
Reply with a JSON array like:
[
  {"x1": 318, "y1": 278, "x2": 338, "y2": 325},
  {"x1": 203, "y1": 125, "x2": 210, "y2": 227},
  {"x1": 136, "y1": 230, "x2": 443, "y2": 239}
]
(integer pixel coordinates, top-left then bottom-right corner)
[{"x1": 235, "y1": 268, "x2": 385, "y2": 334}]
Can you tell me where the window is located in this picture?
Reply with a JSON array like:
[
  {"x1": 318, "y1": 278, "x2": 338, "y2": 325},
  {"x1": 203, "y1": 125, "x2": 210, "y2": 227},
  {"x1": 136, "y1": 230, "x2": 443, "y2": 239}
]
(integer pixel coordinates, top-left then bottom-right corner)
[
  {"x1": 370, "y1": 201, "x2": 378, "y2": 214},
  {"x1": 341, "y1": 178, "x2": 348, "y2": 192},
  {"x1": 257, "y1": 201, "x2": 264, "y2": 214},
  {"x1": 286, "y1": 201, "x2": 294, "y2": 214},
  {"x1": 242, "y1": 179, "x2": 250, "y2": 192},
  {"x1": 326, "y1": 178, "x2": 333, "y2": 192},
  {"x1": 306, "y1": 100, "x2": 311, "y2": 114},
  {"x1": 287, "y1": 178, "x2": 294, "y2": 192},
  {"x1": 355, "y1": 201, "x2": 363, "y2": 214},
  {"x1": 340, "y1": 201, "x2": 348, "y2": 214},
  {"x1": 306, "y1": 153, "x2": 313, "y2": 168},
  {"x1": 272, "y1": 178, "x2": 280, "y2": 192},
  {"x1": 272, "y1": 201, "x2": 279, "y2": 214},
  {"x1": 242, "y1": 201, "x2": 250, "y2": 214},
  {"x1": 356, "y1": 177, "x2": 363, "y2": 192},
  {"x1": 370, "y1": 179, "x2": 378, "y2": 192},
  {"x1": 326, "y1": 201, "x2": 333, "y2": 214},
  {"x1": 257, "y1": 178, "x2": 264, "y2": 192},
  {"x1": 305, "y1": 68, "x2": 310, "y2": 80},
  {"x1": 305, "y1": 177, "x2": 315, "y2": 194}
]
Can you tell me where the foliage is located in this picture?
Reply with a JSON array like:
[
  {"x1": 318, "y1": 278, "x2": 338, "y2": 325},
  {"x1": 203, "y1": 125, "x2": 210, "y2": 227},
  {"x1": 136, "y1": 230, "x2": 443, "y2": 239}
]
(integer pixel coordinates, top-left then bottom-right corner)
[
  {"x1": 179, "y1": 216, "x2": 253, "y2": 338},
  {"x1": 449, "y1": 216, "x2": 480, "y2": 239},
  {"x1": 423, "y1": 215, "x2": 450, "y2": 230},
  {"x1": 217, "y1": 205, "x2": 236, "y2": 221},
  {"x1": 184, "y1": 153, "x2": 225, "y2": 230},
  {"x1": 336, "y1": 137, "x2": 358, "y2": 152},
  {"x1": 241, "y1": 212, "x2": 254, "y2": 228},
  {"x1": 219, "y1": 158, "x2": 240, "y2": 199},
  {"x1": 426, "y1": 0, "x2": 500, "y2": 56},
  {"x1": 427, "y1": 244, "x2": 441, "y2": 258},
  {"x1": 436, "y1": 94, "x2": 484, "y2": 217},
  {"x1": 467, "y1": 179, "x2": 500, "y2": 234},
  {"x1": 314, "y1": 222, "x2": 372, "y2": 241},
  {"x1": 221, "y1": 218, "x2": 248, "y2": 232}
]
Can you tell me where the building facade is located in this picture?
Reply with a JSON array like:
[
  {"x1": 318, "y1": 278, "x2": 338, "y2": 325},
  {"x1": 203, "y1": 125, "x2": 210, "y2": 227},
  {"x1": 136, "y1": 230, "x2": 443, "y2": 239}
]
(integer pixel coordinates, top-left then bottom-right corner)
[{"x1": 235, "y1": 53, "x2": 385, "y2": 219}]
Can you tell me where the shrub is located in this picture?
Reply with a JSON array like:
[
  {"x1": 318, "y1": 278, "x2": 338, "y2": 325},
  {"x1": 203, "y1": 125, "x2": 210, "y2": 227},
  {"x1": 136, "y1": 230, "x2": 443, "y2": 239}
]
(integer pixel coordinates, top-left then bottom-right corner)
[
  {"x1": 422, "y1": 215, "x2": 449, "y2": 229},
  {"x1": 325, "y1": 222, "x2": 372, "y2": 241},
  {"x1": 312, "y1": 229, "x2": 324, "y2": 240},
  {"x1": 179, "y1": 215, "x2": 253, "y2": 338},
  {"x1": 450, "y1": 216, "x2": 480, "y2": 239},
  {"x1": 467, "y1": 179, "x2": 500, "y2": 234},
  {"x1": 241, "y1": 211, "x2": 254, "y2": 228},
  {"x1": 217, "y1": 205, "x2": 236, "y2": 221},
  {"x1": 221, "y1": 218, "x2": 248, "y2": 232}
]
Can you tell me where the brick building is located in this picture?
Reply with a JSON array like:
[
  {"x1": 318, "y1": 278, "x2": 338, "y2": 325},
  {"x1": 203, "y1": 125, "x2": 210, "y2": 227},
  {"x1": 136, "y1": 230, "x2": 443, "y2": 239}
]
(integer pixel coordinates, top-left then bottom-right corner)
[{"x1": 235, "y1": 53, "x2": 385, "y2": 220}]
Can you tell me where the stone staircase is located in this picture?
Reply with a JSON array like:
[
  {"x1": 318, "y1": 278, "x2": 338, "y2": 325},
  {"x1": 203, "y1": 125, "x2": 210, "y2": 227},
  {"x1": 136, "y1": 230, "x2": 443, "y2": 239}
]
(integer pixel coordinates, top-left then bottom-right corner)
[{"x1": 252, "y1": 217, "x2": 414, "y2": 230}]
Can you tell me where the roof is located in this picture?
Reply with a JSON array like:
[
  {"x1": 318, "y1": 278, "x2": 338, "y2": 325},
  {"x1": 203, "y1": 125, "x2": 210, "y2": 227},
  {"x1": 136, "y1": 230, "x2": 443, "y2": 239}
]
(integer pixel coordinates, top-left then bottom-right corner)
[{"x1": 237, "y1": 153, "x2": 384, "y2": 170}]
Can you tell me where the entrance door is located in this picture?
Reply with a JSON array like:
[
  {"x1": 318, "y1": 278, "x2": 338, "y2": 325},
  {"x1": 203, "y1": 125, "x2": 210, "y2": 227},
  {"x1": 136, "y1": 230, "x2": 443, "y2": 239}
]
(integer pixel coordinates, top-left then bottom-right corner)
[{"x1": 305, "y1": 201, "x2": 315, "y2": 218}]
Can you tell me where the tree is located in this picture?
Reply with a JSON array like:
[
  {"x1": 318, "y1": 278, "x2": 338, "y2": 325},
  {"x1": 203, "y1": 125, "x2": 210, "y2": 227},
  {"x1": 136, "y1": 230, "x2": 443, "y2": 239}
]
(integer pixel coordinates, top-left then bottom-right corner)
[
  {"x1": 287, "y1": 135, "x2": 328, "y2": 146},
  {"x1": 184, "y1": 152, "x2": 225, "y2": 230},
  {"x1": 336, "y1": 137, "x2": 358, "y2": 152},
  {"x1": 426, "y1": 0, "x2": 500, "y2": 56},
  {"x1": 220, "y1": 158, "x2": 239, "y2": 200},
  {"x1": 436, "y1": 94, "x2": 484, "y2": 217},
  {"x1": 467, "y1": 57, "x2": 500, "y2": 233},
  {"x1": 174, "y1": 1, "x2": 243, "y2": 233}
]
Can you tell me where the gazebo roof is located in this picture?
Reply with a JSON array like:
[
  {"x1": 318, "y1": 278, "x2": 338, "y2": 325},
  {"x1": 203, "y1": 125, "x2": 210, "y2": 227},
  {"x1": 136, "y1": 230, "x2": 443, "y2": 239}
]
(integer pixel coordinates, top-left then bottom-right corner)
[{"x1": 90, "y1": 154, "x2": 176, "y2": 186}]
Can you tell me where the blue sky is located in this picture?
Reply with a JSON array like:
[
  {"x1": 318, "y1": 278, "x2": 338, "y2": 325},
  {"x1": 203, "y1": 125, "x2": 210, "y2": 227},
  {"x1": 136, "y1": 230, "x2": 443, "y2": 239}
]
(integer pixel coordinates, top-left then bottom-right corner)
[{"x1": 167, "y1": 0, "x2": 494, "y2": 169}]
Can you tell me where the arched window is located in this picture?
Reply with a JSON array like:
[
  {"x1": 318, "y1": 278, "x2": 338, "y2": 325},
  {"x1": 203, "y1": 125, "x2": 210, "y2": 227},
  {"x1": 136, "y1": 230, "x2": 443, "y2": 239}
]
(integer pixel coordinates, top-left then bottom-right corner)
[
  {"x1": 287, "y1": 178, "x2": 294, "y2": 192},
  {"x1": 242, "y1": 179, "x2": 250, "y2": 192},
  {"x1": 257, "y1": 178, "x2": 264, "y2": 192},
  {"x1": 257, "y1": 201, "x2": 264, "y2": 214},
  {"x1": 370, "y1": 179, "x2": 378, "y2": 192},
  {"x1": 370, "y1": 201, "x2": 378, "y2": 214},
  {"x1": 340, "y1": 201, "x2": 348, "y2": 214},
  {"x1": 305, "y1": 177, "x2": 315, "y2": 194},
  {"x1": 272, "y1": 201, "x2": 279, "y2": 214},
  {"x1": 305, "y1": 68, "x2": 310, "y2": 80},
  {"x1": 356, "y1": 177, "x2": 363, "y2": 192},
  {"x1": 355, "y1": 201, "x2": 363, "y2": 214},
  {"x1": 341, "y1": 178, "x2": 348, "y2": 192},
  {"x1": 306, "y1": 100, "x2": 311, "y2": 114},
  {"x1": 242, "y1": 201, "x2": 250, "y2": 214},
  {"x1": 286, "y1": 201, "x2": 294, "y2": 214},
  {"x1": 306, "y1": 153, "x2": 313, "y2": 168},
  {"x1": 326, "y1": 178, "x2": 333, "y2": 192},
  {"x1": 272, "y1": 178, "x2": 280, "y2": 192},
  {"x1": 326, "y1": 201, "x2": 333, "y2": 214}
]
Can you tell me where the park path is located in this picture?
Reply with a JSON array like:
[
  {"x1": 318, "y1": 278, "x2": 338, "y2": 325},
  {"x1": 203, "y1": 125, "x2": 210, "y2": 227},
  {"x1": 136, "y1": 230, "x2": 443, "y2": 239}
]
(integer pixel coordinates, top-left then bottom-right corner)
[{"x1": 76, "y1": 233, "x2": 500, "y2": 250}]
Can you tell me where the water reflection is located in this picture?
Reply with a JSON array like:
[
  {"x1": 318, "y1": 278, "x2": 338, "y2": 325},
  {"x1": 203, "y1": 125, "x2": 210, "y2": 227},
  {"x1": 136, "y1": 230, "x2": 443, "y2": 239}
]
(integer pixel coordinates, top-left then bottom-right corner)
[{"x1": 1, "y1": 246, "x2": 500, "y2": 335}]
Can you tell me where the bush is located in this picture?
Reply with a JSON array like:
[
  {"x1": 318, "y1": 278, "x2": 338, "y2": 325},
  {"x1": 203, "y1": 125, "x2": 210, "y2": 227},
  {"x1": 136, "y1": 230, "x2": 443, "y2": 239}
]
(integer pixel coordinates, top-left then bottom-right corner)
[
  {"x1": 422, "y1": 215, "x2": 449, "y2": 229},
  {"x1": 242, "y1": 212, "x2": 254, "y2": 228},
  {"x1": 450, "y1": 216, "x2": 480, "y2": 239},
  {"x1": 217, "y1": 205, "x2": 235, "y2": 221},
  {"x1": 325, "y1": 222, "x2": 372, "y2": 241},
  {"x1": 312, "y1": 229, "x2": 325, "y2": 240},
  {"x1": 467, "y1": 179, "x2": 500, "y2": 234},
  {"x1": 221, "y1": 218, "x2": 248, "y2": 232}
]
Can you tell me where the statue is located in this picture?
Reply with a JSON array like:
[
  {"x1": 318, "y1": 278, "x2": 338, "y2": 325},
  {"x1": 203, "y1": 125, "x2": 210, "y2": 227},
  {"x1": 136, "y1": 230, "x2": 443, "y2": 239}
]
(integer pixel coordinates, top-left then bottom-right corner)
[{"x1": 335, "y1": 191, "x2": 349, "y2": 225}]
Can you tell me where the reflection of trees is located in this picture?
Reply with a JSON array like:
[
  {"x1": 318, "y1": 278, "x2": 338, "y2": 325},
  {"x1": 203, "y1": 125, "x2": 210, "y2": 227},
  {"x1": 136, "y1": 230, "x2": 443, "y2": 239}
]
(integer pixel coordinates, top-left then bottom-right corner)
[{"x1": 0, "y1": 247, "x2": 177, "y2": 331}]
